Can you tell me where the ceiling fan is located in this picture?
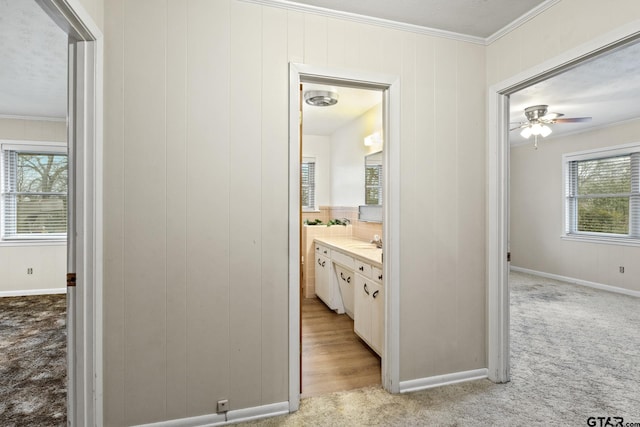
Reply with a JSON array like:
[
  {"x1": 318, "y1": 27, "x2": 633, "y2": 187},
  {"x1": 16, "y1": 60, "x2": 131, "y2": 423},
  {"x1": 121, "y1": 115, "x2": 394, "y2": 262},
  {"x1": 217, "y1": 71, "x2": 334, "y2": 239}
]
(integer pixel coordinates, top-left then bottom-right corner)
[{"x1": 510, "y1": 104, "x2": 592, "y2": 148}]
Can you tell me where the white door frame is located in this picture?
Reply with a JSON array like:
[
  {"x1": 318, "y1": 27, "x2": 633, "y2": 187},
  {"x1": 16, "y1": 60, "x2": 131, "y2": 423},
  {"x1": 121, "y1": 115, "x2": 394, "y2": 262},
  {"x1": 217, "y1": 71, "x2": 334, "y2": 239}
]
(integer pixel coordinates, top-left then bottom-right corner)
[
  {"x1": 288, "y1": 63, "x2": 401, "y2": 410},
  {"x1": 487, "y1": 21, "x2": 640, "y2": 383},
  {"x1": 37, "y1": 0, "x2": 103, "y2": 424}
]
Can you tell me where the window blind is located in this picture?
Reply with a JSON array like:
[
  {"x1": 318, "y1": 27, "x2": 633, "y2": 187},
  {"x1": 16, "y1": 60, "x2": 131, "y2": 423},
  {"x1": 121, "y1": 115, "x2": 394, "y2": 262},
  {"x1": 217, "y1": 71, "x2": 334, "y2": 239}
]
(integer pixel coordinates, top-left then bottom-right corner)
[
  {"x1": 2, "y1": 148, "x2": 68, "y2": 239},
  {"x1": 566, "y1": 151, "x2": 640, "y2": 237},
  {"x1": 301, "y1": 160, "x2": 315, "y2": 210}
]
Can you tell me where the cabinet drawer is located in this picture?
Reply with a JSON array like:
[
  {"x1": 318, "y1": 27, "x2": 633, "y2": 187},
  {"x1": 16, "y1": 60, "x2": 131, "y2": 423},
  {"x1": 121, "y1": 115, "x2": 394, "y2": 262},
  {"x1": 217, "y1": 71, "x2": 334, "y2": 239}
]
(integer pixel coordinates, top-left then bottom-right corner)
[
  {"x1": 372, "y1": 266, "x2": 383, "y2": 283},
  {"x1": 332, "y1": 250, "x2": 354, "y2": 269},
  {"x1": 355, "y1": 260, "x2": 372, "y2": 278},
  {"x1": 315, "y1": 243, "x2": 331, "y2": 257}
]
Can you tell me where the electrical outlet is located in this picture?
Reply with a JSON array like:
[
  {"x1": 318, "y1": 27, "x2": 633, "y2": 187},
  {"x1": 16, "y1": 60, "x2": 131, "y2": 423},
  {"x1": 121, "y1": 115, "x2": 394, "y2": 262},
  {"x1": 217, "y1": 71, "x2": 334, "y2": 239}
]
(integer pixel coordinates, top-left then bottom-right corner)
[
  {"x1": 619, "y1": 266, "x2": 625, "y2": 273},
  {"x1": 217, "y1": 399, "x2": 229, "y2": 413},
  {"x1": 27, "y1": 268, "x2": 33, "y2": 275}
]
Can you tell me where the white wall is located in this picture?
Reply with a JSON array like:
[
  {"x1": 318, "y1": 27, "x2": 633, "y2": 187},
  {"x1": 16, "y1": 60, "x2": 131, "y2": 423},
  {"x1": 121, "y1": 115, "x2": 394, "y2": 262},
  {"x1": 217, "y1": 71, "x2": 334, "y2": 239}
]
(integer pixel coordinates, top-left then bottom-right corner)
[
  {"x1": 0, "y1": 118, "x2": 67, "y2": 295},
  {"x1": 301, "y1": 134, "x2": 330, "y2": 207},
  {"x1": 330, "y1": 103, "x2": 382, "y2": 206},
  {"x1": 511, "y1": 120, "x2": 640, "y2": 293},
  {"x1": 104, "y1": 1, "x2": 486, "y2": 425}
]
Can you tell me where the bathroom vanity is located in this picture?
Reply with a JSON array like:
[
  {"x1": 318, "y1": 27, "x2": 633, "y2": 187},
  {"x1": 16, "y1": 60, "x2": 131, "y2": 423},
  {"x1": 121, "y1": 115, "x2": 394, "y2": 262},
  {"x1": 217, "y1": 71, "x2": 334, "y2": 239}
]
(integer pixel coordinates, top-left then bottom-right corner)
[{"x1": 313, "y1": 236, "x2": 384, "y2": 356}]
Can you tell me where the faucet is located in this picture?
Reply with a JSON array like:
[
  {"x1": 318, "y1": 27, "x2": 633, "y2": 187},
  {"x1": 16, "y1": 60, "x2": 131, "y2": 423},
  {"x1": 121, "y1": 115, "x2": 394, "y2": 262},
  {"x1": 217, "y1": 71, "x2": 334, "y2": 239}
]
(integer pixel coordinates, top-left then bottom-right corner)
[{"x1": 371, "y1": 234, "x2": 383, "y2": 248}]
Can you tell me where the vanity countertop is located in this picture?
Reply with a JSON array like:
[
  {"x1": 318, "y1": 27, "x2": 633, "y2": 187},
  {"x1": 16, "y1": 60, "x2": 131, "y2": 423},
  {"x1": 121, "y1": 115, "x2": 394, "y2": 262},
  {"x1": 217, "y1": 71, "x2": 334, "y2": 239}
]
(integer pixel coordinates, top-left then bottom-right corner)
[{"x1": 313, "y1": 236, "x2": 382, "y2": 267}]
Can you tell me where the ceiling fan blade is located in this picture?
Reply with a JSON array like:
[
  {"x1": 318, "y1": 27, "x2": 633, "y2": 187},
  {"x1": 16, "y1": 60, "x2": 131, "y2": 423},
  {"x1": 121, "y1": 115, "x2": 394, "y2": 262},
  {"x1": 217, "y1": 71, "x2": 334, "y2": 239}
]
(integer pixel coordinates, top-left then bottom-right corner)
[
  {"x1": 541, "y1": 112, "x2": 564, "y2": 121},
  {"x1": 554, "y1": 117, "x2": 592, "y2": 123},
  {"x1": 510, "y1": 123, "x2": 526, "y2": 131}
]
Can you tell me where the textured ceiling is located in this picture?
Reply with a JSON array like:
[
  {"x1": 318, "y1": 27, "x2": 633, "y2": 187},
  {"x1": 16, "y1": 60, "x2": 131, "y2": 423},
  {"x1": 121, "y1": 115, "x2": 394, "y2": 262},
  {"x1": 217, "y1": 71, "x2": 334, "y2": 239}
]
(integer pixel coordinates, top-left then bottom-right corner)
[
  {"x1": 302, "y1": 84, "x2": 382, "y2": 136},
  {"x1": 0, "y1": 0, "x2": 67, "y2": 119},
  {"x1": 510, "y1": 40, "x2": 640, "y2": 145},
  {"x1": 289, "y1": 0, "x2": 547, "y2": 38}
]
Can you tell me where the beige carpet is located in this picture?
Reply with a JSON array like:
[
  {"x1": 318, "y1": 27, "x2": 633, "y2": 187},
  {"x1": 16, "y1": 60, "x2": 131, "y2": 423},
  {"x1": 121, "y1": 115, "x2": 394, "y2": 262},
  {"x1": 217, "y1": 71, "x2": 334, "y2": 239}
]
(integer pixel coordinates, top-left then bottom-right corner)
[{"x1": 242, "y1": 271, "x2": 640, "y2": 426}]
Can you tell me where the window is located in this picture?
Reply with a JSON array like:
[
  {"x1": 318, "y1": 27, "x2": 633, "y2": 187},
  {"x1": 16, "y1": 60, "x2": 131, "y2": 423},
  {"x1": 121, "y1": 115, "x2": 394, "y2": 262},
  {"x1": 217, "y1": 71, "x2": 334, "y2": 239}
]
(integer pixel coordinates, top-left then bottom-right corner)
[
  {"x1": 564, "y1": 143, "x2": 640, "y2": 244},
  {"x1": 301, "y1": 158, "x2": 316, "y2": 211},
  {"x1": 365, "y1": 163, "x2": 383, "y2": 205},
  {"x1": 1, "y1": 144, "x2": 68, "y2": 241}
]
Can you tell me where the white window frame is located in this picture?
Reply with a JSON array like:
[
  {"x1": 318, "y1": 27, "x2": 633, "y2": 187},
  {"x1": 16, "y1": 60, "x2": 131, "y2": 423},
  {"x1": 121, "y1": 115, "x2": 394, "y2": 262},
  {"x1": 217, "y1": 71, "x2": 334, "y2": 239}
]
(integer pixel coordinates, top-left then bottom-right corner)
[
  {"x1": 301, "y1": 156, "x2": 316, "y2": 212},
  {"x1": 1, "y1": 141, "x2": 68, "y2": 244},
  {"x1": 562, "y1": 141, "x2": 640, "y2": 246}
]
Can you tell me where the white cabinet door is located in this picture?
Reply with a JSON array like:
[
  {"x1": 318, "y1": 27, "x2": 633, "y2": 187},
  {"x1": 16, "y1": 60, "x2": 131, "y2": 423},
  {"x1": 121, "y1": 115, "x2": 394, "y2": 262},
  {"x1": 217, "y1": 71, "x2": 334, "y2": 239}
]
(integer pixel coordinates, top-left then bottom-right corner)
[
  {"x1": 315, "y1": 254, "x2": 332, "y2": 307},
  {"x1": 370, "y1": 280, "x2": 384, "y2": 355},
  {"x1": 354, "y1": 273, "x2": 372, "y2": 345}
]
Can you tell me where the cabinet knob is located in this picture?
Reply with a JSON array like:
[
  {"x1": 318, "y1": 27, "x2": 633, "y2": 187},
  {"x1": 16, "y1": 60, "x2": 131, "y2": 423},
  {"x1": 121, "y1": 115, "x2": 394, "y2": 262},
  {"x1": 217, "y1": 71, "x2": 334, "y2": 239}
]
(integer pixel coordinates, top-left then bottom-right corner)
[
  {"x1": 378, "y1": 274, "x2": 383, "y2": 280},
  {"x1": 340, "y1": 272, "x2": 346, "y2": 281},
  {"x1": 322, "y1": 261, "x2": 326, "y2": 267},
  {"x1": 364, "y1": 283, "x2": 370, "y2": 295},
  {"x1": 323, "y1": 250, "x2": 328, "y2": 254},
  {"x1": 317, "y1": 259, "x2": 321, "y2": 266},
  {"x1": 347, "y1": 276, "x2": 351, "y2": 284},
  {"x1": 372, "y1": 290, "x2": 379, "y2": 299},
  {"x1": 359, "y1": 266, "x2": 364, "y2": 271}
]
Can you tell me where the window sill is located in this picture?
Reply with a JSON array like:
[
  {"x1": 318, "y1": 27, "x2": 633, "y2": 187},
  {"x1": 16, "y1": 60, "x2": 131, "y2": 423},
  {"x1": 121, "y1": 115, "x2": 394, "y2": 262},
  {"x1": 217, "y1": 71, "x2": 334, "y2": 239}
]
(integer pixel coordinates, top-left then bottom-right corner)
[
  {"x1": 302, "y1": 209, "x2": 321, "y2": 213},
  {"x1": 561, "y1": 234, "x2": 640, "y2": 248},
  {"x1": 0, "y1": 239, "x2": 66, "y2": 247}
]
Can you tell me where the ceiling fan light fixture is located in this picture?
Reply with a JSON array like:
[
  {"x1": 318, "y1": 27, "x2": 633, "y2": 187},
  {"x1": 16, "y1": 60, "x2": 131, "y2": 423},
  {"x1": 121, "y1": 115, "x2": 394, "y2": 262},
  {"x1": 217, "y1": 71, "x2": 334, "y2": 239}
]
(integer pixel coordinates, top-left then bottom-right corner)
[
  {"x1": 520, "y1": 126, "x2": 532, "y2": 139},
  {"x1": 304, "y1": 90, "x2": 339, "y2": 107},
  {"x1": 540, "y1": 125, "x2": 552, "y2": 137}
]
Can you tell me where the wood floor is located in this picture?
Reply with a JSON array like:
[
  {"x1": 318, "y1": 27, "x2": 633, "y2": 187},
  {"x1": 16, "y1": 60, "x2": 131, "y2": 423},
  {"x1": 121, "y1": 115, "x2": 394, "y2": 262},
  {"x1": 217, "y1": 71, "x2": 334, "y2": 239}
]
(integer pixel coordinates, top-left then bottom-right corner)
[{"x1": 301, "y1": 297, "x2": 380, "y2": 397}]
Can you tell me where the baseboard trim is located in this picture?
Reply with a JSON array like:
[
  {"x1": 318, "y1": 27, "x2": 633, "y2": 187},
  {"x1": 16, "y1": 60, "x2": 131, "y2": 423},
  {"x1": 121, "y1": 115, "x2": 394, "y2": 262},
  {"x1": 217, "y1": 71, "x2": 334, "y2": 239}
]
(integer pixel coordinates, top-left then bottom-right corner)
[
  {"x1": 134, "y1": 402, "x2": 289, "y2": 427},
  {"x1": 399, "y1": 368, "x2": 488, "y2": 394},
  {"x1": 510, "y1": 266, "x2": 640, "y2": 298},
  {"x1": 0, "y1": 288, "x2": 67, "y2": 297}
]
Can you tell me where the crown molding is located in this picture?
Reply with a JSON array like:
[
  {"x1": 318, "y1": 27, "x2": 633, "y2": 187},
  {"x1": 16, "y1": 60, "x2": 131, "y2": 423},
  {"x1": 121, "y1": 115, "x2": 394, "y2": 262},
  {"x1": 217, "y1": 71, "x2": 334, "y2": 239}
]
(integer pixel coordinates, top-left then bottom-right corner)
[
  {"x1": 239, "y1": 0, "x2": 486, "y2": 45},
  {"x1": 239, "y1": 0, "x2": 561, "y2": 46},
  {"x1": 0, "y1": 114, "x2": 66, "y2": 122},
  {"x1": 486, "y1": 0, "x2": 561, "y2": 44}
]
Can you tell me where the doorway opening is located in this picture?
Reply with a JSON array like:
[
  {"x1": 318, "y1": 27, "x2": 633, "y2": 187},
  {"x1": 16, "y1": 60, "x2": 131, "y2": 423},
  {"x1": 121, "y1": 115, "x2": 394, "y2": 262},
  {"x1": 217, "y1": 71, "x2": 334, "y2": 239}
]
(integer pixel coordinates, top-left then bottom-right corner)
[
  {"x1": 300, "y1": 82, "x2": 384, "y2": 397},
  {"x1": 288, "y1": 63, "x2": 401, "y2": 411},
  {"x1": 487, "y1": 24, "x2": 640, "y2": 383}
]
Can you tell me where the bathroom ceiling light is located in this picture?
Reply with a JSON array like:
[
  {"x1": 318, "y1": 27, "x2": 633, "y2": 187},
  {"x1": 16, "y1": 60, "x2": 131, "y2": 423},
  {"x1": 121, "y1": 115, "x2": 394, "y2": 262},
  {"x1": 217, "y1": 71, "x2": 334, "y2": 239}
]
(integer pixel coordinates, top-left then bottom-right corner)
[{"x1": 304, "y1": 90, "x2": 339, "y2": 107}]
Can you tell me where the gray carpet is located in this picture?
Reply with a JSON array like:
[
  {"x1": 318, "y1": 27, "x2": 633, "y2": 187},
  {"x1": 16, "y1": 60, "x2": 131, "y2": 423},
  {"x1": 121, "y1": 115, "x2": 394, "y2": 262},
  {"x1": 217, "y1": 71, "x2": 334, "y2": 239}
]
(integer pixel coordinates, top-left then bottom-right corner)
[
  {"x1": 243, "y1": 271, "x2": 640, "y2": 426},
  {"x1": 0, "y1": 294, "x2": 66, "y2": 426}
]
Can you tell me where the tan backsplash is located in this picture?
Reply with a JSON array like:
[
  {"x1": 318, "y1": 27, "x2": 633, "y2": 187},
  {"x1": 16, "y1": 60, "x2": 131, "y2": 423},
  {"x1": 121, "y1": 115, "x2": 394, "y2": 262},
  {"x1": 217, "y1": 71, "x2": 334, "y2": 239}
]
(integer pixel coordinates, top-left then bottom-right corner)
[{"x1": 301, "y1": 206, "x2": 382, "y2": 298}]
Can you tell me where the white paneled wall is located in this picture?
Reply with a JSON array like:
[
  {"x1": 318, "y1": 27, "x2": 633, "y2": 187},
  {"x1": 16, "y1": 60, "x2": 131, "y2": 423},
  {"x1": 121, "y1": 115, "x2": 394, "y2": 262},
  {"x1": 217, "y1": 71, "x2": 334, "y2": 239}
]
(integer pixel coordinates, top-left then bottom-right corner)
[{"x1": 104, "y1": 1, "x2": 486, "y2": 424}]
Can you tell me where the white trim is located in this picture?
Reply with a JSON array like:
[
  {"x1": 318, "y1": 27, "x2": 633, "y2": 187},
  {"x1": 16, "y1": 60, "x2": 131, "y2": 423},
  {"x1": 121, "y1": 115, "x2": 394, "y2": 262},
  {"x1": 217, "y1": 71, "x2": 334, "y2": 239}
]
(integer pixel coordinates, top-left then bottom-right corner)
[
  {"x1": 133, "y1": 402, "x2": 289, "y2": 427},
  {"x1": 399, "y1": 369, "x2": 489, "y2": 394},
  {"x1": 0, "y1": 288, "x2": 67, "y2": 297},
  {"x1": 241, "y1": 0, "x2": 485, "y2": 45},
  {"x1": 485, "y1": 0, "x2": 560, "y2": 44},
  {"x1": 0, "y1": 114, "x2": 66, "y2": 122},
  {"x1": 560, "y1": 234, "x2": 640, "y2": 247},
  {"x1": 510, "y1": 266, "x2": 640, "y2": 298},
  {"x1": 487, "y1": 20, "x2": 640, "y2": 388},
  {"x1": 241, "y1": 0, "x2": 561, "y2": 46},
  {"x1": 36, "y1": 0, "x2": 104, "y2": 425},
  {"x1": 0, "y1": 240, "x2": 66, "y2": 247},
  {"x1": 289, "y1": 63, "x2": 401, "y2": 410}
]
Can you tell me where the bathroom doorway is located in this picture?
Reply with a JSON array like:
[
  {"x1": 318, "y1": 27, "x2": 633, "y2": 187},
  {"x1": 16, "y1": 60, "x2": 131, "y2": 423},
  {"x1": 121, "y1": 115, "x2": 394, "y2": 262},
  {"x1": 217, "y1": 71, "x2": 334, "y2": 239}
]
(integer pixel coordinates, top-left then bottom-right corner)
[
  {"x1": 300, "y1": 82, "x2": 383, "y2": 397},
  {"x1": 289, "y1": 63, "x2": 400, "y2": 411}
]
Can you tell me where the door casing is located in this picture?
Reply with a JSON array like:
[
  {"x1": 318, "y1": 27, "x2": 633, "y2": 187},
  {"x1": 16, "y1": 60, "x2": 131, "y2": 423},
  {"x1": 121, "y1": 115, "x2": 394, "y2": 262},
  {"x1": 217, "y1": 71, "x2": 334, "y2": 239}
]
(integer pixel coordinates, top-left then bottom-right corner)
[
  {"x1": 487, "y1": 21, "x2": 640, "y2": 383},
  {"x1": 288, "y1": 63, "x2": 401, "y2": 410},
  {"x1": 36, "y1": 0, "x2": 103, "y2": 424}
]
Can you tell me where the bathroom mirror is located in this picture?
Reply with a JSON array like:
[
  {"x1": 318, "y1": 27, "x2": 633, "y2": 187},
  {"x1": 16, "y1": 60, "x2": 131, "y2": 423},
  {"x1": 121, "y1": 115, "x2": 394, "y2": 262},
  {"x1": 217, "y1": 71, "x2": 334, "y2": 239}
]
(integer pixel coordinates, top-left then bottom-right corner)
[
  {"x1": 364, "y1": 151, "x2": 382, "y2": 205},
  {"x1": 359, "y1": 151, "x2": 383, "y2": 223}
]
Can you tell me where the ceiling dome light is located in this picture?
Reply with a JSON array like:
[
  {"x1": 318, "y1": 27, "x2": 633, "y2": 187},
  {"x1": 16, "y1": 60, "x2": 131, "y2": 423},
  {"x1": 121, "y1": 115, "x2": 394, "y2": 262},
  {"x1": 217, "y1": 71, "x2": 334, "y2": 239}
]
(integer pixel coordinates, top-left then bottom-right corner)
[{"x1": 304, "y1": 90, "x2": 339, "y2": 107}]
